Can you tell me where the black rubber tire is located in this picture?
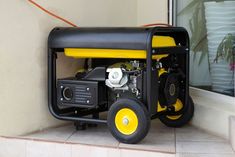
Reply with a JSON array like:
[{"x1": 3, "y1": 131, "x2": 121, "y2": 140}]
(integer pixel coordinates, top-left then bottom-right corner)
[
  {"x1": 159, "y1": 96, "x2": 194, "y2": 128},
  {"x1": 107, "y1": 98, "x2": 150, "y2": 144}
]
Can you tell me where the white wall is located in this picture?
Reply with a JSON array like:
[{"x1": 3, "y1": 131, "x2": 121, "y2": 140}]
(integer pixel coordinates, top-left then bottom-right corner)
[
  {"x1": 0, "y1": 0, "x2": 168, "y2": 136},
  {"x1": 137, "y1": 0, "x2": 168, "y2": 25},
  {"x1": 0, "y1": 0, "x2": 136, "y2": 136}
]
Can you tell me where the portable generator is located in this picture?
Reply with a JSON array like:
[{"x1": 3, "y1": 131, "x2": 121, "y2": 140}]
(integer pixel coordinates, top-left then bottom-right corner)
[{"x1": 48, "y1": 26, "x2": 194, "y2": 144}]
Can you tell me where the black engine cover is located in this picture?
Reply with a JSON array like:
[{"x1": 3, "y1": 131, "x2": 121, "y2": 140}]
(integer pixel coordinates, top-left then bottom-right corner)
[{"x1": 57, "y1": 78, "x2": 101, "y2": 108}]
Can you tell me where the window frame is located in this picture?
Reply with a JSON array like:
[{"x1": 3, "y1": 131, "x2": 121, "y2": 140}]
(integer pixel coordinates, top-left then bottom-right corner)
[{"x1": 168, "y1": 0, "x2": 234, "y2": 98}]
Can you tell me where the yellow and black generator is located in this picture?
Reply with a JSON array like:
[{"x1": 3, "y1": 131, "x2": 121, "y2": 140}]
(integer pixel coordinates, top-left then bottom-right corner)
[{"x1": 48, "y1": 27, "x2": 194, "y2": 144}]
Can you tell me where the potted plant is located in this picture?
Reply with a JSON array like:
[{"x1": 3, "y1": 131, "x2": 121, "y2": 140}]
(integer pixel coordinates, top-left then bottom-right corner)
[
  {"x1": 215, "y1": 34, "x2": 235, "y2": 71},
  {"x1": 178, "y1": 0, "x2": 235, "y2": 95},
  {"x1": 214, "y1": 33, "x2": 235, "y2": 95}
]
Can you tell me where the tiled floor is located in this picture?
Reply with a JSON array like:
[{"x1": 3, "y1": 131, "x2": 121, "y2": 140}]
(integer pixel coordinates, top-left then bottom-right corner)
[{"x1": 0, "y1": 120, "x2": 234, "y2": 157}]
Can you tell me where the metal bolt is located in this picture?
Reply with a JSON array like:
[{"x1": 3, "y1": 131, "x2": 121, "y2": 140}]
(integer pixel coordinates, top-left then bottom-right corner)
[
  {"x1": 60, "y1": 98, "x2": 63, "y2": 101},
  {"x1": 112, "y1": 72, "x2": 119, "y2": 79},
  {"x1": 60, "y1": 86, "x2": 63, "y2": 89},
  {"x1": 122, "y1": 118, "x2": 129, "y2": 125},
  {"x1": 87, "y1": 100, "x2": 90, "y2": 104},
  {"x1": 86, "y1": 87, "x2": 90, "y2": 91},
  {"x1": 167, "y1": 107, "x2": 172, "y2": 112}
]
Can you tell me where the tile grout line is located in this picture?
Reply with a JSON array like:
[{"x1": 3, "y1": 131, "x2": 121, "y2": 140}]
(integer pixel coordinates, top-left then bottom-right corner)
[
  {"x1": 70, "y1": 143, "x2": 72, "y2": 157},
  {"x1": 174, "y1": 128, "x2": 177, "y2": 154},
  {"x1": 25, "y1": 139, "x2": 28, "y2": 157},
  {"x1": 65, "y1": 130, "x2": 77, "y2": 142},
  {"x1": 117, "y1": 141, "x2": 121, "y2": 149},
  {"x1": 178, "y1": 153, "x2": 235, "y2": 156},
  {"x1": 176, "y1": 141, "x2": 232, "y2": 143}
]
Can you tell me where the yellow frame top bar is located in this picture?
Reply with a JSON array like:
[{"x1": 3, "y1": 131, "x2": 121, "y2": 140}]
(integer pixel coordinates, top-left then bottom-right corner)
[{"x1": 64, "y1": 36, "x2": 176, "y2": 60}]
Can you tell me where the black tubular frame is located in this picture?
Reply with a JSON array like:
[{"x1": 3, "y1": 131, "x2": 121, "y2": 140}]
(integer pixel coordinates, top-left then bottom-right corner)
[{"x1": 48, "y1": 27, "x2": 189, "y2": 124}]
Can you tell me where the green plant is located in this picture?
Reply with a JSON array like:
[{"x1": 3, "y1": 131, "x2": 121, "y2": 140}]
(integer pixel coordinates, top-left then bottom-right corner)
[{"x1": 215, "y1": 33, "x2": 235, "y2": 70}]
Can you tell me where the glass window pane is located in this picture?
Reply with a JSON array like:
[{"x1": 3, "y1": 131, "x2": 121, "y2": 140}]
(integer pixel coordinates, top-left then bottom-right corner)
[{"x1": 176, "y1": 0, "x2": 235, "y2": 97}]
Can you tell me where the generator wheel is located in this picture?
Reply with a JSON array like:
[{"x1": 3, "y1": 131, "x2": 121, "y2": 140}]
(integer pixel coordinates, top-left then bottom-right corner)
[
  {"x1": 107, "y1": 98, "x2": 150, "y2": 144},
  {"x1": 159, "y1": 96, "x2": 194, "y2": 127}
]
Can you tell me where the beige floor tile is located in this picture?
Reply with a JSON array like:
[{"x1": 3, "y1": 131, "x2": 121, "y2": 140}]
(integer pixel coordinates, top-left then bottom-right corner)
[
  {"x1": 119, "y1": 140, "x2": 175, "y2": 153},
  {"x1": 71, "y1": 144, "x2": 120, "y2": 157},
  {"x1": 26, "y1": 140, "x2": 71, "y2": 157},
  {"x1": 24, "y1": 124, "x2": 75, "y2": 142},
  {"x1": 176, "y1": 141, "x2": 234, "y2": 154},
  {"x1": 176, "y1": 153, "x2": 235, "y2": 157},
  {"x1": 119, "y1": 120, "x2": 175, "y2": 153},
  {"x1": 0, "y1": 137, "x2": 26, "y2": 157},
  {"x1": 175, "y1": 125, "x2": 198, "y2": 133},
  {"x1": 151, "y1": 119, "x2": 175, "y2": 131},
  {"x1": 176, "y1": 127, "x2": 226, "y2": 142},
  {"x1": 67, "y1": 124, "x2": 119, "y2": 147},
  {"x1": 148, "y1": 127, "x2": 175, "y2": 141},
  {"x1": 120, "y1": 149, "x2": 175, "y2": 157},
  {"x1": 13, "y1": 120, "x2": 233, "y2": 156}
]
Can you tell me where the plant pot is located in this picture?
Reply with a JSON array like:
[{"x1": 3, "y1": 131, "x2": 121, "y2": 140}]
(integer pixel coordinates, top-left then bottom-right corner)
[{"x1": 204, "y1": 1, "x2": 235, "y2": 95}]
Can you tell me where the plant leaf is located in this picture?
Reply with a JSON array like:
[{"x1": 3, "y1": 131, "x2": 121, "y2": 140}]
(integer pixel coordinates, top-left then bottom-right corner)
[
  {"x1": 177, "y1": 0, "x2": 203, "y2": 15},
  {"x1": 215, "y1": 33, "x2": 235, "y2": 64}
]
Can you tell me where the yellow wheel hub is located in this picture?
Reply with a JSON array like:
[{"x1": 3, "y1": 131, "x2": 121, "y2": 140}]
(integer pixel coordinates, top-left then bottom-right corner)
[
  {"x1": 115, "y1": 108, "x2": 138, "y2": 135},
  {"x1": 166, "y1": 99, "x2": 183, "y2": 120}
]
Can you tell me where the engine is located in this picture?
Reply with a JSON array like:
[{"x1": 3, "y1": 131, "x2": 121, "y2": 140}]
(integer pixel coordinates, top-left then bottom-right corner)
[
  {"x1": 105, "y1": 68, "x2": 128, "y2": 90},
  {"x1": 105, "y1": 61, "x2": 142, "y2": 98},
  {"x1": 105, "y1": 60, "x2": 181, "y2": 107},
  {"x1": 57, "y1": 59, "x2": 182, "y2": 109}
]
